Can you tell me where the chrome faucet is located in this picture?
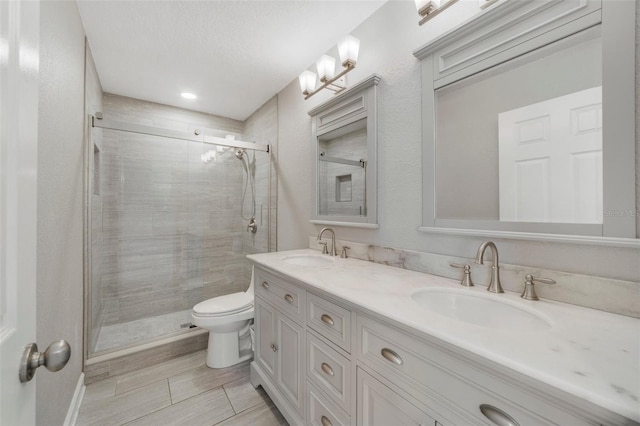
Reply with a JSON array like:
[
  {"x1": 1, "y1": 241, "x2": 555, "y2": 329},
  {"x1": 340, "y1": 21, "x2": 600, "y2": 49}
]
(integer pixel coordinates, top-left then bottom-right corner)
[
  {"x1": 474, "y1": 241, "x2": 503, "y2": 293},
  {"x1": 317, "y1": 227, "x2": 337, "y2": 256}
]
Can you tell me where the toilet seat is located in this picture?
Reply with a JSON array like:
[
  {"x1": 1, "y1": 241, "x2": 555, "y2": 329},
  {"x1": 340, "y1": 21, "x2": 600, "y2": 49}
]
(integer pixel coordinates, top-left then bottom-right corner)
[{"x1": 193, "y1": 291, "x2": 253, "y2": 317}]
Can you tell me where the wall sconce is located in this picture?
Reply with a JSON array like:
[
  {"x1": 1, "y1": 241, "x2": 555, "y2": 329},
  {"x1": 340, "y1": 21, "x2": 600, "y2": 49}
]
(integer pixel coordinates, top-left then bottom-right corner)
[
  {"x1": 298, "y1": 35, "x2": 360, "y2": 100},
  {"x1": 415, "y1": 0, "x2": 459, "y2": 25}
]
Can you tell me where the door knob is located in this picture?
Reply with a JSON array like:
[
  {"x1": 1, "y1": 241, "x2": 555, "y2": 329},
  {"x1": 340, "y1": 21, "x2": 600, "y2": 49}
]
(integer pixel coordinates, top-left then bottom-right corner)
[{"x1": 19, "y1": 340, "x2": 71, "y2": 383}]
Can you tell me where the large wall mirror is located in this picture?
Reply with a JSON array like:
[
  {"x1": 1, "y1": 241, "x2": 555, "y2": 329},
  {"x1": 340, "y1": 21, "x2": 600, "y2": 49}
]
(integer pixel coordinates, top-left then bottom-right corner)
[
  {"x1": 309, "y1": 75, "x2": 380, "y2": 228},
  {"x1": 414, "y1": 0, "x2": 637, "y2": 245}
]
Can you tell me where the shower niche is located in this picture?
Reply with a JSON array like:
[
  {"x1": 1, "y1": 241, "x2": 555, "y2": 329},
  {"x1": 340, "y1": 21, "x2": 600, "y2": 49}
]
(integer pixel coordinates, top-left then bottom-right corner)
[{"x1": 309, "y1": 74, "x2": 380, "y2": 228}]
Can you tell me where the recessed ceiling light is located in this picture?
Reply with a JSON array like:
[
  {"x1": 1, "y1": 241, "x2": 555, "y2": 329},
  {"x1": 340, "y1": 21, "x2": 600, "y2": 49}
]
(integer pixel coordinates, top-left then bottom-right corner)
[{"x1": 181, "y1": 92, "x2": 197, "y2": 99}]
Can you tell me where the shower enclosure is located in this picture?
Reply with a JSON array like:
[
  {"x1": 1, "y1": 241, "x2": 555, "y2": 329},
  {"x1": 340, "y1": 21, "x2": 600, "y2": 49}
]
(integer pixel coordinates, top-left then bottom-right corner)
[{"x1": 85, "y1": 115, "x2": 274, "y2": 359}]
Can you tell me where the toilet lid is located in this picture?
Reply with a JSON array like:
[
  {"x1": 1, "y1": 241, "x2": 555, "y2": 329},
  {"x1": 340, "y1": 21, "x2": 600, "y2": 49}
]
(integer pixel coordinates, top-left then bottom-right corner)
[{"x1": 193, "y1": 291, "x2": 253, "y2": 316}]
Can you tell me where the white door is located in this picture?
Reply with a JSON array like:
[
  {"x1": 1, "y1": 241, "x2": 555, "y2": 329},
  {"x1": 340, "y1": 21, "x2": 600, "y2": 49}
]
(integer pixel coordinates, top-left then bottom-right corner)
[
  {"x1": 0, "y1": 1, "x2": 40, "y2": 425},
  {"x1": 498, "y1": 87, "x2": 602, "y2": 223}
]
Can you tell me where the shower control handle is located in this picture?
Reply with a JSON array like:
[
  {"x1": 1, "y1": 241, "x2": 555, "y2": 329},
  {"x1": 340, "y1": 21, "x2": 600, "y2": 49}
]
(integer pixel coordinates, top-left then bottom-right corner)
[{"x1": 247, "y1": 218, "x2": 257, "y2": 234}]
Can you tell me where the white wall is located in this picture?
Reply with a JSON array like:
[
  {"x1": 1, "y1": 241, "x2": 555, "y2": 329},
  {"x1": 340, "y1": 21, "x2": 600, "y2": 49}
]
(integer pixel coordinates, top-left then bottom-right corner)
[
  {"x1": 276, "y1": 1, "x2": 639, "y2": 283},
  {"x1": 37, "y1": 1, "x2": 86, "y2": 424}
]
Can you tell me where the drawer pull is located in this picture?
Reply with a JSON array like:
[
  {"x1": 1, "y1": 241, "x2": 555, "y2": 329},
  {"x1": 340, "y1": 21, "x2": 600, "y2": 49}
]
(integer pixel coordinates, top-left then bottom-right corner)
[
  {"x1": 270, "y1": 343, "x2": 278, "y2": 352},
  {"x1": 380, "y1": 348, "x2": 403, "y2": 365},
  {"x1": 320, "y1": 362, "x2": 335, "y2": 377},
  {"x1": 261, "y1": 281, "x2": 269, "y2": 289},
  {"x1": 479, "y1": 404, "x2": 519, "y2": 426},
  {"x1": 284, "y1": 294, "x2": 294, "y2": 304},
  {"x1": 320, "y1": 314, "x2": 335, "y2": 326},
  {"x1": 320, "y1": 415, "x2": 332, "y2": 426}
]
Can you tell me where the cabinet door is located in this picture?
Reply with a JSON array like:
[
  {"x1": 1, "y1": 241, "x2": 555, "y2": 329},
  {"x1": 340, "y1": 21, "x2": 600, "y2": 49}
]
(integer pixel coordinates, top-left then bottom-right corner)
[
  {"x1": 255, "y1": 298, "x2": 277, "y2": 379},
  {"x1": 357, "y1": 369, "x2": 435, "y2": 426},
  {"x1": 277, "y1": 313, "x2": 305, "y2": 414}
]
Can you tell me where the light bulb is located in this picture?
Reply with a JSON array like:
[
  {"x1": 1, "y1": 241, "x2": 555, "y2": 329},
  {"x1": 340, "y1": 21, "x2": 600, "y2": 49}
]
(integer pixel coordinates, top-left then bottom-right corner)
[
  {"x1": 338, "y1": 35, "x2": 360, "y2": 67},
  {"x1": 298, "y1": 70, "x2": 317, "y2": 94},
  {"x1": 316, "y1": 55, "x2": 336, "y2": 82}
]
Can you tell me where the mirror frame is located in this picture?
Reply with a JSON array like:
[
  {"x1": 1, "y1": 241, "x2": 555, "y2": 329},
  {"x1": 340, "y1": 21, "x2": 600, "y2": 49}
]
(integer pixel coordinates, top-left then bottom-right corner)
[
  {"x1": 308, "y1": 74, "x2": 381, "y2": 228},
  {"x1": 413, "y1": 0, "x2": 638, "y2": 247}
]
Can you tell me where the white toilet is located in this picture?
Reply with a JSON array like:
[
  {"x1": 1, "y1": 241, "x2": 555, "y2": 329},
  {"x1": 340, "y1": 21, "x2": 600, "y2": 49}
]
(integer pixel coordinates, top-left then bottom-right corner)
[{"x1": 192, "y1": 269, "x2": 255, "y2": 369}]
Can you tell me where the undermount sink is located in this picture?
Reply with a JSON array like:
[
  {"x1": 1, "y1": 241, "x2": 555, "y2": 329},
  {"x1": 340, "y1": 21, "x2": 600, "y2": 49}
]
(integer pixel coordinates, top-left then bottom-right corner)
[
  {"x1": 282, "y1": 254, "x2": 335, "y2": 266},
  {"x1": 411, "y1": 288, "x2": 551, "y2": 331}
]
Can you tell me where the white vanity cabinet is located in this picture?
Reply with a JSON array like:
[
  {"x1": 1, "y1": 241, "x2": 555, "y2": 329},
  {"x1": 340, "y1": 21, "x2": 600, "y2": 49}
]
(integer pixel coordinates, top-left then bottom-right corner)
[
  {"x1": 357, "y1": 369, "x2": 437, "y2": 426},
  {"x1": 253, "y1": 268, "x2": 306, "y2": 421},
  {"x1": 250, "y1": 264, "x2": 632, "y2": 426},
  {"x1": 355, "y1": 314, "x2": 595, "y2": 426}
]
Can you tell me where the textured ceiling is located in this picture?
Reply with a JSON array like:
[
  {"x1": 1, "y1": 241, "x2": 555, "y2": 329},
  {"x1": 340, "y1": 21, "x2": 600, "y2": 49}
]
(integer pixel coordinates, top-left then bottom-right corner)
[{"x1": 77, "y1": 1, "x2": 387, "y2": 121}]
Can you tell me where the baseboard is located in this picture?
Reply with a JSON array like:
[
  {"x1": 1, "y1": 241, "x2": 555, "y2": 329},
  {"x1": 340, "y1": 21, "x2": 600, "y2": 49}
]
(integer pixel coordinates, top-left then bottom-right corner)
[{"x1": 63, "y1": 373, "x2": 85, "y2": 426}]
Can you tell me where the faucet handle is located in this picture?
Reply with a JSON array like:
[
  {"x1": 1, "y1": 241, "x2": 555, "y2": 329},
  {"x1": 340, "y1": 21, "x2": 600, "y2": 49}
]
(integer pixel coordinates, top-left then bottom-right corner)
[
  {"x1": 340, "y1": 246, "x2": 350, "y2": 259},
  {"x1": 450, "y1": 263, "x2": 474, "y2": 287},
  {"x1": 521, "y1": 274, "x2": 556, "y2": 300},
  {"x1": 319, "y1": 241, "x2": 329, "y2": 255}
]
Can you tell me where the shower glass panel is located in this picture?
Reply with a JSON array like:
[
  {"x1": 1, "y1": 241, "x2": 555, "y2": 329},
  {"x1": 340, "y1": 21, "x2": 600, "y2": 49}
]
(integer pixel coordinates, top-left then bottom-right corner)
[{"x1": 87, "y1": 125, "x2": 272, "y2": 357}]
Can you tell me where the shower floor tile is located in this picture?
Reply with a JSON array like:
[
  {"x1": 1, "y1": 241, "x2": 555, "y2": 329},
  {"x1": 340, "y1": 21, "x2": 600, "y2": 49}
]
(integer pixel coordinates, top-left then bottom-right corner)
[{"x1": 95, "y1": 309, "x2": 194, "y2": 353}]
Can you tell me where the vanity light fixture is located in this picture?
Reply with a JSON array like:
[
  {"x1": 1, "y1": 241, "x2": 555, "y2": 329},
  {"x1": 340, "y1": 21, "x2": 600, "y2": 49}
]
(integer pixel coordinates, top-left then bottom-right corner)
[
  {"x1": 415, "y1": 0, "x2": 459, "y2": 25},
  {"x1": 181, "y1": 92, "x2": 197, "y2": 99},
  {"x1": 298, "y1": 35, "x2": 360, "y2": 100}
]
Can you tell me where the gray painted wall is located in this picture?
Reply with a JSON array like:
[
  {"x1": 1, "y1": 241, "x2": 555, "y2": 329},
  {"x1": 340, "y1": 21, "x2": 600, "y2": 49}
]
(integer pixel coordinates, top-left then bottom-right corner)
[
  {"x1": 276, "y1": 1, "x2": 639, "y2": 287},
  {"x1": 37, "y1": 2, "x2": 86, "y2": 424}
]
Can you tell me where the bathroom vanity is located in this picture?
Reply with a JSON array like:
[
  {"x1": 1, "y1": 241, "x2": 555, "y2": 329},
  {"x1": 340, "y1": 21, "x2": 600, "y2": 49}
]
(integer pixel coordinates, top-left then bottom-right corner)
[{"x1": 248, "y1": 249, "x2": 639, "y2": 426}]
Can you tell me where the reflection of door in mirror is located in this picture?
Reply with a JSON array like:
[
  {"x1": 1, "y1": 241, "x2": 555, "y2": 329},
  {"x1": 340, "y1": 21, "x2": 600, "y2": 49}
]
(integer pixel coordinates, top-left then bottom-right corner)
[
  {"x1": 435, "y1": 27, "x2": 601, "y2": 223},
  {"x1": 498, "y1": 86, "x2": 602, "y2": 224},
  {"x1": 318, "y1": 119, "x2": 367, "y2": 217}
]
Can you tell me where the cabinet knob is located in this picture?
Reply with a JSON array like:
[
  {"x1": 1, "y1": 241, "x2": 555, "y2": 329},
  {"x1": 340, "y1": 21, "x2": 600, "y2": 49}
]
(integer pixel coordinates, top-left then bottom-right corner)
[
  {"x1": 479, "y1": 404, "x2": 519, "y2": 426},
  {"x1": 320, "y1": 362, "x2": 335, "y2": 377},
  {"x1": 270, "y1": 343, "x2": 278, "y2": 352},
  {"x1": 320, "y1": 314, "x2": 334, "y2": 326},
  {"x1": 380, "y1": 348, "x2": 403, "y2": 365},
  {"x1": 261, "y1": 281, "x2": 269, "y2": 289},
  {"x1": 284, "y1": 294, "x2": 294, "y2": 304},
  {"x1": 320, "y1": 415, "x2": 332, "y2": 426}
]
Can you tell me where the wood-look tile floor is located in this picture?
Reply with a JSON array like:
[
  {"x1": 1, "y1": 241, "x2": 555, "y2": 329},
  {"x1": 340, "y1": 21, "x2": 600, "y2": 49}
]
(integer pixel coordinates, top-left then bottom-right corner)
[{"x1": 77, "y1": 350, "x2": 288, "y2": 426}]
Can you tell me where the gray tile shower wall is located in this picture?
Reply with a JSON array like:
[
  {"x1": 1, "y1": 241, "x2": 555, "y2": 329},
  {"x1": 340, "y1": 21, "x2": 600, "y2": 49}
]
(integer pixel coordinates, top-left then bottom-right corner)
[
  {"x1": 97, "y1": 95, "x2": 253, "y2": 329},
  {"x1": 243, "y1": 96, "x2": 279, "y2": 283}
]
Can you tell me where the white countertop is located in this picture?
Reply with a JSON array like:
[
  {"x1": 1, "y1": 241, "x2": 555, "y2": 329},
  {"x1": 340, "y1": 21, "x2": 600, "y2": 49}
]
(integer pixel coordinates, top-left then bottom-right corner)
[{"x1": 247, "y1": 249, "x2": 640, "y2": 422}]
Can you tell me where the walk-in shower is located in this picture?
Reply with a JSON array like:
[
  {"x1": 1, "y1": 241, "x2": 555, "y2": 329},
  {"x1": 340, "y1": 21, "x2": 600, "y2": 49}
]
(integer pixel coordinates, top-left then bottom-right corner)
[{"x1": 84, "y1": 114, "x2": 274, "y2": 361}]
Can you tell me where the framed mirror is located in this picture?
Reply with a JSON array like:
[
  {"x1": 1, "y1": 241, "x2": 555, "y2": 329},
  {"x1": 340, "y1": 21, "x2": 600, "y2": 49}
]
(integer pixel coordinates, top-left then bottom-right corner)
[
  {"x1": 308, "y1": 74, "x2": 380, "y2": 228},
  {"x1": 414, "y1": 0, "x2": 637, "y2": 245}
]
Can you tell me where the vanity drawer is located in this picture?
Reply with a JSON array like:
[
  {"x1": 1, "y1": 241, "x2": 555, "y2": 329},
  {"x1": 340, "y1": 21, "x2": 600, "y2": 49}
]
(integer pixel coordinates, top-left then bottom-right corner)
[
  {"x1": 307, "y1": 331, "x2": 352, "y2": 413},
  {"x1": 255, "y1": 268, "x2": 306, "y2": 324},
  {"x1": 357, "y1": 314, "x2": 590, "y2": 426},
  {"x1": 307, "y1": 292, "x2": 352, "y2": 352},
  {"x1": 307, "y1": 381, "x2": 351, "y2": 426}
]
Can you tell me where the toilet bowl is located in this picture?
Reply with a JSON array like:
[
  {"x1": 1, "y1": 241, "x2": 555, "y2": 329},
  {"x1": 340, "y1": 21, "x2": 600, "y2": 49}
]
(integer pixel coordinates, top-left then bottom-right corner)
[{"x1": 192, "y1": 270, "x2": 255, "y2": 369}]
